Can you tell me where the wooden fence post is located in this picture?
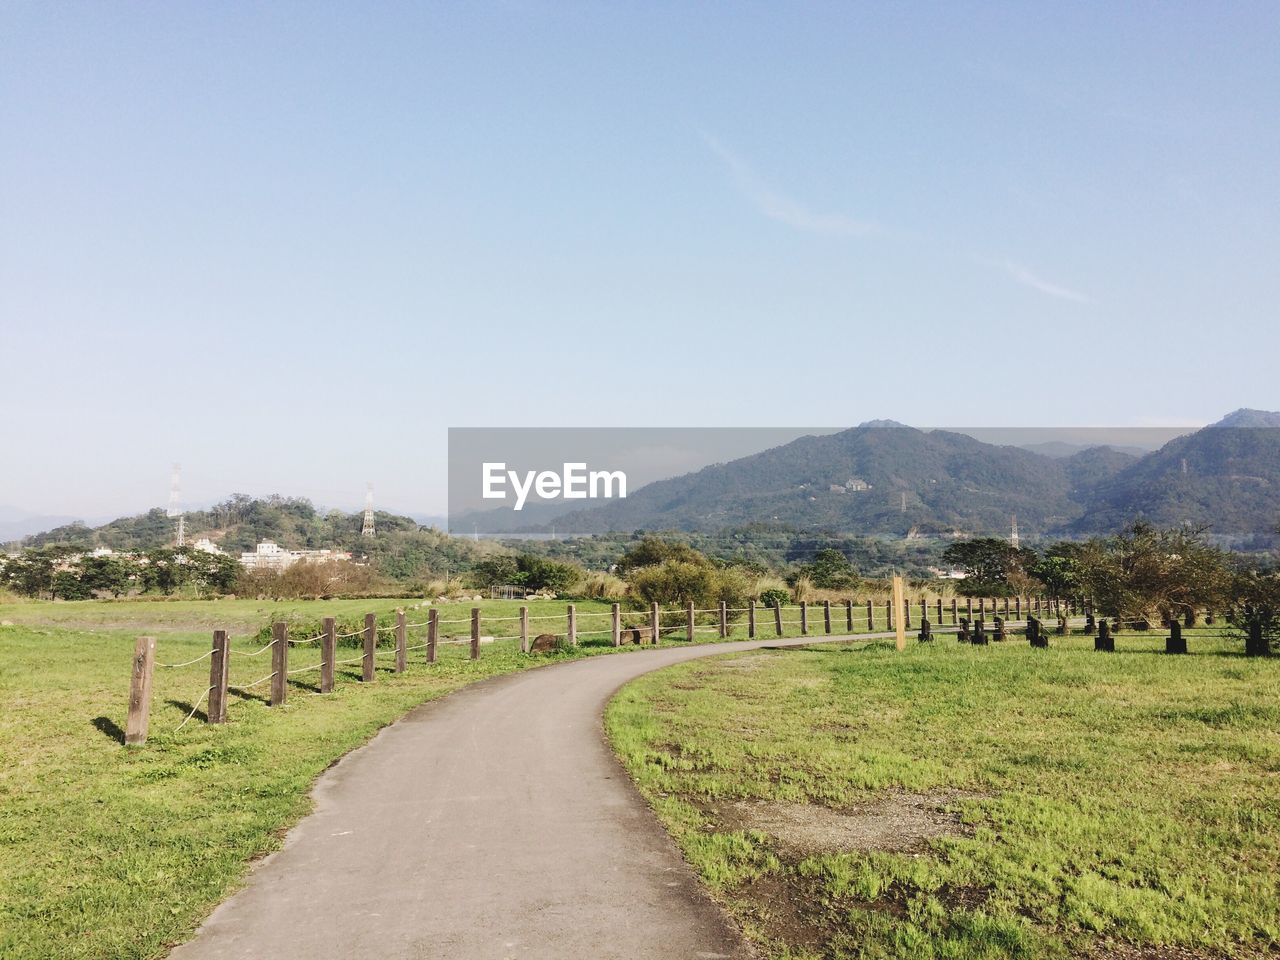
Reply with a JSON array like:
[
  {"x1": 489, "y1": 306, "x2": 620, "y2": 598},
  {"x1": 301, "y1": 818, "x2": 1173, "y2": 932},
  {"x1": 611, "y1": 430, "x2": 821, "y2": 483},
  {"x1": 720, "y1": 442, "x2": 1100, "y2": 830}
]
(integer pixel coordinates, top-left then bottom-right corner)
[
  {"x1": 208, "y1": 629, "x2": 229, "y2": 723},
  {"x1": 823, "y1": 600, "x2": 832, "y2": 634},
  {"x1": 650, "y1": 602, "x2": 660, "y2": 645},
  {"x1": 892, "y1": 576, "x2": 906, "y2": 651},
  {"x1": 686, "y1": 601, "x2": 695, "y2": 642},
  {"x1": 395, "y1": 609, "x2": 407, "y2": 673},
  {"x1": 936, "y1": 598, "x2": 943, "y2": 625},
  {"x1": 719, "y1": 601, "x2": 728, "y2": 639},
  {"x1": 966, "y1": 597, "x2": 974, "y2": 622},
  {"x1": 950, "y1": 598, "x2": 958, "y2": 625},
  {"x1": 866, "y1": 599, "x2": 874, "y2": 631},
  {"x1": 320, "y1": 618, "x2": 335, "y2": 693},
  {"x1": 904, "y1": 597, "x2": 911, "y2": 630},
  {"x1": 270, "y1": 622, "x2": 288, "y2": 706},
  {"x1": 427, "y1": 609, "x2": 438, "y2": 663},
  {"x1": 362, "y1": 613, "x2": 376, "y2": 681},
  {"x1": 125, "y1": 636, "x2": 156, "y2": 746},
  {"x1": 800, "y1": 601, "x2": 809, "y2": 635},
  {"x1": 748, "y1": 599, "x2": 757, "y2": 638},
  {"x1": 520, "y1": 606, "x2": 530, "y2": 653},
  {"x1": 566, "y1": 604, "x2": 577, "y2": 646},
  {"x1": 611, "y1": 603, "x2": 621, "y2": 647},
  {"x1": 885, "y1": 599, "x2": 893, "y2": 630},
  {"x1": 774, "y1": 601, "x2": 784, "y2": 636},
  {"x1": 470, "y1": 608, "x2": 481, "y2": 660}
]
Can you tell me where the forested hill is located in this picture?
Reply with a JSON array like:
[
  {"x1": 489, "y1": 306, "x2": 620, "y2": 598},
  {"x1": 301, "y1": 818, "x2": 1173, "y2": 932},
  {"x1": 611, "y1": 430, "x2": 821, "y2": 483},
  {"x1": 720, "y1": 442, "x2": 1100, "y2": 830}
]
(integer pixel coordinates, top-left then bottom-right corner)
[{"x1": 11, "y1": 495, "x2": 487, "y2": 580}]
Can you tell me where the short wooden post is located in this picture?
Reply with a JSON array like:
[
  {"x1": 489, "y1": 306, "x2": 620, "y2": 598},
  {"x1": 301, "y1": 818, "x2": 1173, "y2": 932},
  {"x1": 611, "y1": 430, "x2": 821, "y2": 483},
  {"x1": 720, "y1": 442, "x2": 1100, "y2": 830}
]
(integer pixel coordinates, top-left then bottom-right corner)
[
  {"x1": 1245, "y1": 621, "x2": 1269, "y2": 657},
  {"x1": 270, "y1": 622, "x2": 289, "y2": 706},
  {"x1": 892, "y1": 575, "x2": 906, "y2": 651},
  {"x1": 845, "y1": 599, "x2": 854, "y2": 632},
  {"x1": 611, "y1": 603, "x2": 621, "y2": 647},
  {"x1": 470, "y1": 608, "x2": 481, "y2": 659},
  {"x1": 866, "y1": 599, "x2": 874, "y2": 630},
  {"x1": 950, "y1": 598, "x2": 958, "y2": 624},
  {"x1": 719, "y1": 601, "x2": 728, "y2": 639},
  {"x1": 823, "y1": 600, "x2": 832, "y2": 634},
  {"x1": 936, "y1": 598, "x2": 943, "y2": 624},
  {"x1": 686, "y1": 601, "x2": 695, "y2": 642},
  {"x1": 651, "y1": 602, "x2": 660, "y2": 645},
  {"x1": 395, "y1": 609, "x2": 407, "y2": 673},
  {"x1": 1166, "y1": 620, "x2": 1187, "y2": 654},
  {"x1": 1003, "y1": 596, "x2": 1011, "y2": 618},
  {"x1": 1095, "y1": 619, "x2": 1113, "y2": 652},
  {"x1": 427, "y1": 609, "x2": 438, "y2": 663},
  {"x1": 362, "y1": 613, "x2": 376, "y2": 681},
  {"x1": 1015, "y1": 596, "x2": 1022, "y2": 620},
  {"x1": 966, "y1": 597, "x2": 974, "y2": 622},
  {"x1": 208, "y1": 629, "x2": 230, "y2": 723},
  {"x1": 774, "y1": 601, "x2": 784, "y2": 636},
  {"x1": 885, "y1": 599, "x2": 893, "y2": 630},
  {"x1": 320, "y1": 617, "x2": 336, "y2": 693},
  {"x1": 748, "y1": 599, "x2": 757, "y2": 638},
  {"x1": 125, "y1": 636, "x2": 156, "y2": 746},
  {"x1": 903, "y1": 597, "x2": 911, "y2": 630},
  {"x1": 519, "y1": 606, "x2": 529, "y2": 654},
  {"x1": 800, "y1": 601, "x2": 809, "y2": 635},
  {"x1": 567, "y1": 604, "x2": 577, "y2": 647}
]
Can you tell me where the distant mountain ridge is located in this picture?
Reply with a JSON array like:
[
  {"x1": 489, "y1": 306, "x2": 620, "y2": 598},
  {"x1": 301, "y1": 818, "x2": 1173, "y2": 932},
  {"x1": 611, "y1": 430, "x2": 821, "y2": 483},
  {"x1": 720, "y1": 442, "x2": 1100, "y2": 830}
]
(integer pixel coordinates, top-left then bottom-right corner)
[{"x1": 542, "y1": 410, "x2": 1280, "y2": 539}]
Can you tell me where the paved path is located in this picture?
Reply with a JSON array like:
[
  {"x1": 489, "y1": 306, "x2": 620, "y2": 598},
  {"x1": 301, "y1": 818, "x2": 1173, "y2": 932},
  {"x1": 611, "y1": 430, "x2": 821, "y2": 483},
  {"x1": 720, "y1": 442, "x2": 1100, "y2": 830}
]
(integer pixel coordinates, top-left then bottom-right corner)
[{"x1": 168, "y1": 632, "x2": 876, "y2": 960}]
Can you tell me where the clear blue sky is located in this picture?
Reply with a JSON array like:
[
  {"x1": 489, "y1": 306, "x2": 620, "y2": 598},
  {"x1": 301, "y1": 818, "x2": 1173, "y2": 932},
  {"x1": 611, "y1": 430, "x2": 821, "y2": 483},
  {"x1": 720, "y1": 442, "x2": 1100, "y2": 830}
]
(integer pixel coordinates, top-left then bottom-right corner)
[{"x1": 2, "y1": 2, "x2": 1277, "y2": 517}]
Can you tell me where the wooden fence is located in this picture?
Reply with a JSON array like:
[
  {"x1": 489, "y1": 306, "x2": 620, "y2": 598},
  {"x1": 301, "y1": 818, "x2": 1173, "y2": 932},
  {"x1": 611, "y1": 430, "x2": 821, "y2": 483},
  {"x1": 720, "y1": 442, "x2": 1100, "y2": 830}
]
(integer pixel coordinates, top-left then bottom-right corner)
[{"x1": 124, "y1": 592, "x2": 1107, "y2": 745}]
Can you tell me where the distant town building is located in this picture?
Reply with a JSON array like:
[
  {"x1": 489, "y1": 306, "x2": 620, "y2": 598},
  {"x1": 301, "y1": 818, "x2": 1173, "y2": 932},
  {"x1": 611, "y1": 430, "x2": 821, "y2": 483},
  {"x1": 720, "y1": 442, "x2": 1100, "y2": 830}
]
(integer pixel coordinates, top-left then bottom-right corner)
[
  {"x1": 192, "y1": 538, "x2": 224, "y2": 555},
  {"x1": 238, "y1": 540, "x2": 352, "y2": 571}
]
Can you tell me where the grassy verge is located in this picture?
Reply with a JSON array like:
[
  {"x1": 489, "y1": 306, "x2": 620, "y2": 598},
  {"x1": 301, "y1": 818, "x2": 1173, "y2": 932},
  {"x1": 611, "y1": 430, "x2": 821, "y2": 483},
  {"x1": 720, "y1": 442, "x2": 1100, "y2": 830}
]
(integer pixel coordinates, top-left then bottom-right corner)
[
  {"x1": 0, "y1": 594, "x2": 874, "y2": 959},
  {"x1": 606, "y1": 630, "x2": 1280, "y2": 959}
]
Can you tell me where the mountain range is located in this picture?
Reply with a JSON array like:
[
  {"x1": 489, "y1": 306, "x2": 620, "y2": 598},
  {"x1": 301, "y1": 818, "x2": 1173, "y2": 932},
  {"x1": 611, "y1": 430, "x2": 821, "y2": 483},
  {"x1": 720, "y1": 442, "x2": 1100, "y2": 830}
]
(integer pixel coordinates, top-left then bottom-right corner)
[{"x1": 534, "y1": 410, "x2": 1280, "y2": 541}]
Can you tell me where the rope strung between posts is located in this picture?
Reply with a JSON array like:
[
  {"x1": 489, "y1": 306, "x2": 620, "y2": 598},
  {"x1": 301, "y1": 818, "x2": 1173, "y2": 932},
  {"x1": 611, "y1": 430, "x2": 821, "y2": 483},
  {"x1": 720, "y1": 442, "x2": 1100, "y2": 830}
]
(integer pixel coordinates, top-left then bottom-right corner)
[
  {"x1": 288, "y1": 633, "x2": 325, "y2": 645},
  {"x1": 240, "y1": 670, "x2": 277, "y2": 690},
  {"x1": 156, "y1": 649, "x2": 214, "y2": 668},
  {"x1": 232, "y1": 639, "x2": 276, "y2": 658},
  {"x1": 286, "y1": 661, "x2": 325, "y2": 676},
  {"x1": 335, "y1": 629, "x2": 364, "y2": 640},
  {"x1": 174, "y1": 686, "x2": 215, "y2": 732}
]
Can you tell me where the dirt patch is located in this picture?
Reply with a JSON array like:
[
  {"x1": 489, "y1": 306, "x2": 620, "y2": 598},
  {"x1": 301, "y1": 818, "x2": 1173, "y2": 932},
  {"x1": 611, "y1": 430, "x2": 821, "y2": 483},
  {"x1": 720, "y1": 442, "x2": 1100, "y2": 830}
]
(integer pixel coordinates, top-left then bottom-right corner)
[{"x1": 714, "y1": 789, "x2": 978, "y2": 854}]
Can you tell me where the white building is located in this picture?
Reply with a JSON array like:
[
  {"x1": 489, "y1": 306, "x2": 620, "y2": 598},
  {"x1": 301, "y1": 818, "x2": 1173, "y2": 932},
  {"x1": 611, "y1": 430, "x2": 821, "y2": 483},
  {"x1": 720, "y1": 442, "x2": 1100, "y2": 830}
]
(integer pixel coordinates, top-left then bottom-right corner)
[{"x1": 239, "y1": 540, "x2": 352, "y2": 571}]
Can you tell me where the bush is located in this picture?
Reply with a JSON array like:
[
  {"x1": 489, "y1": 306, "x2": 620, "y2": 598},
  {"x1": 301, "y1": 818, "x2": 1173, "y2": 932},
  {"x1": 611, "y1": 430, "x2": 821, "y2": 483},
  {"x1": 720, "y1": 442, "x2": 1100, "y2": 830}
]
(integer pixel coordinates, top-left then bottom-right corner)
[
  {"x1": 758, "y1": 587, "x2": 790, "y2": 608},
  {"x1": 628, "y1": 560, "x2": 750, "y2": 609}
]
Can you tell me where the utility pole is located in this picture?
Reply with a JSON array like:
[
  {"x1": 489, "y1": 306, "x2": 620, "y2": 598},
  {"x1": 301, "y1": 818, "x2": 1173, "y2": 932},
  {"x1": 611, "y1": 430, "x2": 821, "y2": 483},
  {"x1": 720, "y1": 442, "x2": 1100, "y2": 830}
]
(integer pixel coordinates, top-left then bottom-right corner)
[{"x1": 1010, "y1": 514, "x2": 1020, "y2": 549}]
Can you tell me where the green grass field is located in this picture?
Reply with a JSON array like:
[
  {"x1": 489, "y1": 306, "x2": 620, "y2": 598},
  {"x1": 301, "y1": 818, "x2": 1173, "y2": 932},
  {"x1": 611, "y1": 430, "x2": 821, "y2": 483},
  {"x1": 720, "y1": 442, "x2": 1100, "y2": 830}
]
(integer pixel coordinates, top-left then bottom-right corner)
[
  {"x1": 0, "y1": 594, "x2": 864, "y2": 959},
  {"x1": 606, "y1": 630, "x2": 1280, "y2": 960}
]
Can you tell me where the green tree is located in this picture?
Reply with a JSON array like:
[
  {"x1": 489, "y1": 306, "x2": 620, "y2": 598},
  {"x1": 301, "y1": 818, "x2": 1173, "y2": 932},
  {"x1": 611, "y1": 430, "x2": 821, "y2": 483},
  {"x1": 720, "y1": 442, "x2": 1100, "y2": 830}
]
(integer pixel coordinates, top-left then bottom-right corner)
[
  {"x1": 797, "y1": 548, "x2": 859, "y2": 590},
  {"x1": 942, "y1": 539, "x2": 1034, "y2": 595}
]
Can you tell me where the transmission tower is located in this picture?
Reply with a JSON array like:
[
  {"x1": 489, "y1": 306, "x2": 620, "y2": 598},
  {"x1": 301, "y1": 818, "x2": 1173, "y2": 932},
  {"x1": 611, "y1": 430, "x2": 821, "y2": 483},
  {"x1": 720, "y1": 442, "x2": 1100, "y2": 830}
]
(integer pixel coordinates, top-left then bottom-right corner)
[
  {"x1": 361, "y1": 483, "x2": 375, "y2": 538},
  {"x1": 167, "y1": 463, "x2": 185, "y2": 547},
  {"x1": 1010, "y1": 514, "x2": 1020, "y2": 549}
]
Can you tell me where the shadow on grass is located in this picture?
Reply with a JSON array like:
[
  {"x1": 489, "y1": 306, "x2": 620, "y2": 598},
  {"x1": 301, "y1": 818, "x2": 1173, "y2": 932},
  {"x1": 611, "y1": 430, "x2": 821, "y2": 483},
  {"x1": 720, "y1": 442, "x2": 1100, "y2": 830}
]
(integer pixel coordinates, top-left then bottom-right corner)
[
  {"x1": 289, "y1": 678, "x2": 321, "y2": 693},
  {"x1": 228, "y1": 687, "x2": 269, "y2": 705},
  {"x1": 91, "y1": 716, "x2": 125, "y2": 744},
  {"x1": 166, "y1": 698, "x2": 207, "y2": 724}
]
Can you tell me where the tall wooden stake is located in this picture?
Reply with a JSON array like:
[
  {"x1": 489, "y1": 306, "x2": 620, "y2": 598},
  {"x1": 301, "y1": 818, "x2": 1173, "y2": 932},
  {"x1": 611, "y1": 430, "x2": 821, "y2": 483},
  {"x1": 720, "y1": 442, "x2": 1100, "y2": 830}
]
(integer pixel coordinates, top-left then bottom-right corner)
[
  {"x1": 208, "y1": 629, "x2": 229, "y2": 723},
  {"x1": 362, "y1": 613, "x2": 376, "y2": 681},
  {"x1": 270, "y1": 621, "x2": 288, "y2": 706},
  {"x1": 320, "y1": 617, "x2": 335, "y2": 693},
  {"x1": 892, "y1": 576, "x2": 907, "y2": 651},
  {"x1": 125, "y1": 635, "x2": 156, "y2": 746}
]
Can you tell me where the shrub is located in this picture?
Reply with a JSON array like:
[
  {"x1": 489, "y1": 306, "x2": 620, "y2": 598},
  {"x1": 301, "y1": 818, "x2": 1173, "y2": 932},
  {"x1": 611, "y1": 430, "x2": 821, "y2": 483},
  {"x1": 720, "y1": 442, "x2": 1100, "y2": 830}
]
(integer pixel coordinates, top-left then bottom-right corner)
[
  {"x1": 758, "y1": 587, "x2": 789, "y2": 608},
  {"x1": 628, "y1": 560, "x2": 750, "y2": 609}
]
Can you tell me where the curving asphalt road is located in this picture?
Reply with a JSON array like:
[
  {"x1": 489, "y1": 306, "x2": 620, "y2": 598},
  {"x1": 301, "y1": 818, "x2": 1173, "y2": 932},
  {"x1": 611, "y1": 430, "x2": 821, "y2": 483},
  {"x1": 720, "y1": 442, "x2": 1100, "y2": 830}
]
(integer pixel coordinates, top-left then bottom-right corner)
[{"x1": 167, "y1": 632, "x2": 879, "y2": 960}]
